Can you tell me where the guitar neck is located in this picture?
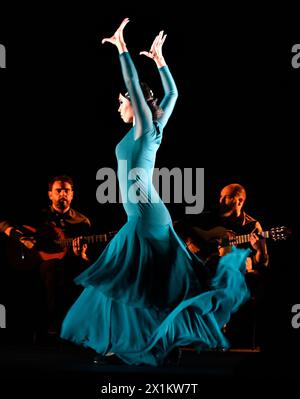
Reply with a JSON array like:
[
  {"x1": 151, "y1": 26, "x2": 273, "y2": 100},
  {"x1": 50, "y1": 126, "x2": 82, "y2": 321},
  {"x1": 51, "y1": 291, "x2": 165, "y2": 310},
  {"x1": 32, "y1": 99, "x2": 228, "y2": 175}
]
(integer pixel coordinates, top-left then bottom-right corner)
[
  {"x1": 191, "y1": 225, "x2": 289, "y2": 249},
  {"x1": 229, "y1": 230, "x2": 269, "y2": 246},
  {"x1": 56, "y1": 232, "x2": 116, "y2": 247}
]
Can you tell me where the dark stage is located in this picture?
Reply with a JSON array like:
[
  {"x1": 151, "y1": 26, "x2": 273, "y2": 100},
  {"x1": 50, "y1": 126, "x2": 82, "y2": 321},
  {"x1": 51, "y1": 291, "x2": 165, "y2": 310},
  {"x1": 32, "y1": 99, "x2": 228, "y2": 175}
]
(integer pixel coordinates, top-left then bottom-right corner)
[
  {"x1": 0, "y1": 340, "x2": 298, "y2": 397},
  {"x1": 1, "y1": 7, "x2": 299, "y2": 397}
]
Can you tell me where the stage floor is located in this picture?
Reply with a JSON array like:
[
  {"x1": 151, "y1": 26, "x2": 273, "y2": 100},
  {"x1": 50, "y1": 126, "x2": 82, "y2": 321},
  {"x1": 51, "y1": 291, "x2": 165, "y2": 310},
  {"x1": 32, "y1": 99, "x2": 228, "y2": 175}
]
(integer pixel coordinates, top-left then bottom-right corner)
[{"x1": 0, "y1": 338, "x2": 297, "y2": 398}]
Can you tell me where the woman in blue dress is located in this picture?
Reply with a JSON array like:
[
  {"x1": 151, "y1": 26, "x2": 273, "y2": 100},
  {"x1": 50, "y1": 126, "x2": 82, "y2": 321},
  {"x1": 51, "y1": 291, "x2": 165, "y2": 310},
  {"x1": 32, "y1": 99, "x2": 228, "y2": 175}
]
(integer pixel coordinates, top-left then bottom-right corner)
[{"x1": 60, "y1": 18, "x2": 250, "y2": 366}]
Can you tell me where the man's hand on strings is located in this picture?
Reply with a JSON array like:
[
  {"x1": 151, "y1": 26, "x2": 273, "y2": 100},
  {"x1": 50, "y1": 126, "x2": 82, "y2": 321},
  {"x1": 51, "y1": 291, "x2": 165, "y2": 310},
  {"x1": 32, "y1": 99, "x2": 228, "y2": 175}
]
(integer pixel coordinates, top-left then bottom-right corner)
[
  {"x1": 6, "y1": 226, "x2": 36, "y2": 249},
  {"x1": 72, "y1": 237, "x2": 89, "y2": 261},
  {"x1": 249, "y1": 231, "x2": 262, "y2": 251}
]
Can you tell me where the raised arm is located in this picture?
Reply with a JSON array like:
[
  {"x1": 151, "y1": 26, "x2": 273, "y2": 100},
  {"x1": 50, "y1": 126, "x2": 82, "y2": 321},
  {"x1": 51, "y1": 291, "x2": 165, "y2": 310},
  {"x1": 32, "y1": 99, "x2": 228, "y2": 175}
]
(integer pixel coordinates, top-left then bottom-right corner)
[
  {"x1": 140, "y1": 30, "x2": 178, "y2": 128},
  {"x1": 102, "y1": 18, "x2": 153, "y2": 139}
]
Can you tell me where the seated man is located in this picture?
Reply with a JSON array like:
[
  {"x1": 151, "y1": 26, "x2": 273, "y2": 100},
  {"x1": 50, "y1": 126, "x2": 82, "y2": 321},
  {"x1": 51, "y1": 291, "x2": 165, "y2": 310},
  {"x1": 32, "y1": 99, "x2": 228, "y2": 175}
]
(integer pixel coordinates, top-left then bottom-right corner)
[
  {"x1": 1, "y1": 175, "x2": 93, "y2": 337},
  {"x1": 175, "y1": 183, "x2": 269, "y2": 349}
]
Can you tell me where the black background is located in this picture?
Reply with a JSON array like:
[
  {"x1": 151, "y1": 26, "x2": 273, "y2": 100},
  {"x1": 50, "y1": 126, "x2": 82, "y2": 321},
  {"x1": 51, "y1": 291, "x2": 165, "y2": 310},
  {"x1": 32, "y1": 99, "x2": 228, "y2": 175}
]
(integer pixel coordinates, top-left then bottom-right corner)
[
  {"x1": 1, "y1": 10, "x2": 298, "y2": 227},
  {"x1": 1, "y1": 5, "x2": 299, "y2": 388}
]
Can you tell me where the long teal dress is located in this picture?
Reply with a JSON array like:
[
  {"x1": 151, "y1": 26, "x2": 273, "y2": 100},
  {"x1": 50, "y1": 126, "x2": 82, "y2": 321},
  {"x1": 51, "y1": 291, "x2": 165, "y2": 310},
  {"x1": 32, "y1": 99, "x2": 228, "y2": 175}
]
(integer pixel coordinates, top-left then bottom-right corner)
[{"x1": 60, "y1": 52, "x2": 250, "y2": 366}]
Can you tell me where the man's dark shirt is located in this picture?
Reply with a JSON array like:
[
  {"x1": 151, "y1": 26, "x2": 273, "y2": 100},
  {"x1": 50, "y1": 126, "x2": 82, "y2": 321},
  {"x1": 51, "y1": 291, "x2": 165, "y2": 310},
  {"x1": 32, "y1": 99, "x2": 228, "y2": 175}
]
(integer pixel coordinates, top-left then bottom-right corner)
[
  {"x1": 35, "y1": 206, "x2": 91, "y2": 257},
  {"x1": 39, "y1": 206, "x2": 91, "y2": 235}
]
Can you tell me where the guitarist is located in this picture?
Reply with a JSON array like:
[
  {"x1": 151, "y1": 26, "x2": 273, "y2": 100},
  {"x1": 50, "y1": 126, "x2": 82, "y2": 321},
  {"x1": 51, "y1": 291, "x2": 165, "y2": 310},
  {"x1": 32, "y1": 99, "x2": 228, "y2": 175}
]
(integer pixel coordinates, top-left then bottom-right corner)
[
  {"x1": 177, "y1": 183, "x2": 269, "y2": 272},
  {"x1": 36, "y1": 174, "x2": 94, "y2": 336},
  {"x1": 1, "y1": 175, "x2": 93, "y2": 337},
  {"x1": 175, "y1": 183, "x2": 269, "y2": 348}
]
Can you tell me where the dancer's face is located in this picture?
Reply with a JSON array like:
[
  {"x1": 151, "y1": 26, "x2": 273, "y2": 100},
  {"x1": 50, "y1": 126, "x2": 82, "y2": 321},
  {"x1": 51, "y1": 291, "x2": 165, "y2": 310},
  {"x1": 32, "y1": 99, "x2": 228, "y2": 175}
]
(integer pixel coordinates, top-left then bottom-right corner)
[{"x1": 118, "y1": 93, "x2": 134, "y2": 123}]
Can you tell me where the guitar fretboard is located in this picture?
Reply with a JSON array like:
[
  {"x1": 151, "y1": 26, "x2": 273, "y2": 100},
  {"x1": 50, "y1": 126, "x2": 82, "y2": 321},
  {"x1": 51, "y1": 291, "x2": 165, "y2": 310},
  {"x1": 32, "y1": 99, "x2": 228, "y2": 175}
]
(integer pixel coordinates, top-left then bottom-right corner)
[
  {"x1": 229, "y1": 231, "x2": 269, "y2": 245},
  {"x1": 54, "y1": 231, "x2": 117, "y2": 247}
]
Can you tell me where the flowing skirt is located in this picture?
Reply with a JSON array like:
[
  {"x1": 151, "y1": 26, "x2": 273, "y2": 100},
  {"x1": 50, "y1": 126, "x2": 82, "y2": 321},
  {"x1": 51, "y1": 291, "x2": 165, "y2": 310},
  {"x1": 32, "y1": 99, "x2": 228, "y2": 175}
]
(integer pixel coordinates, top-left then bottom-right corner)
[{"x1": 61, "y1": 216, "x2": 250, "y2": 366}]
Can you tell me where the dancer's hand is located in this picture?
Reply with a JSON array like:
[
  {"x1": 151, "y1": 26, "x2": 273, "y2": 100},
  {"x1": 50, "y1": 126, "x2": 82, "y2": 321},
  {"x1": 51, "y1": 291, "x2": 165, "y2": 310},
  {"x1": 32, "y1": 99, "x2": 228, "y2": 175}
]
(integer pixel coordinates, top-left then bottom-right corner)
[
  {"x1": 101, "y1": 17, "x2": 130, "y2": 53},
  {"x1": 140, "y1": 30, "x2": 167, "y2": 68}
]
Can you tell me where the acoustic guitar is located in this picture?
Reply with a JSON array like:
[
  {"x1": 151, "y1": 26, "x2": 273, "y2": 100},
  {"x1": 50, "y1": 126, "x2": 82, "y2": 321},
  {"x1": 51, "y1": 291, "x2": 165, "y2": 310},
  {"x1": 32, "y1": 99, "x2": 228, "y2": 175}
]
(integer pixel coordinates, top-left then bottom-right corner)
[
  {"x1": 5, "y1": 224, "x2": 117, "y2": 270},
  {"x1": 184, "y1": 225, "x2": 291, "y2": 259}
]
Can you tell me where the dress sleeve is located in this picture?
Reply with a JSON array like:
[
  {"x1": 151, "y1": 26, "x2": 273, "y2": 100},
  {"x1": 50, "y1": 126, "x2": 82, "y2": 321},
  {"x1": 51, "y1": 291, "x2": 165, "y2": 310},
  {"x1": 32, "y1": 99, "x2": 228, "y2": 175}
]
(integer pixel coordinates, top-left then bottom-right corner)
[
  {"x1": 157, "y1": 65, "x2": 178, "y2": 128},
  {"x1": 119, "y1": 52, "x2": 153, "y2": 139}
]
